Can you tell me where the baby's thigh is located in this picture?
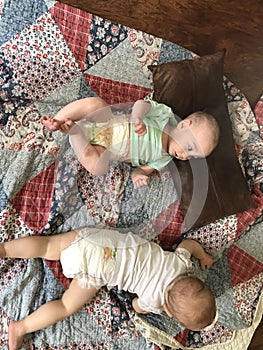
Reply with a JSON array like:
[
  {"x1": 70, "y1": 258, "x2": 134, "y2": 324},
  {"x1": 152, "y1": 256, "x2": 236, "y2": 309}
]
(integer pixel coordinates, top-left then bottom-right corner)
[
  {"x1": 45, "y1": 230, "x2": 78, "y2": 261},
  {"x1": 58, "y1": 230, "x2": 79, "y2": 252}
]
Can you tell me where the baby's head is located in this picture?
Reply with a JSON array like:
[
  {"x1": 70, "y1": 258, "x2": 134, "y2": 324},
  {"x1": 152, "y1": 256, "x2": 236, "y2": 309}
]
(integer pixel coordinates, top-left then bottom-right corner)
[
  {"x1": 168, "y1": 111, "x2": 220, "y2": 160},
  {"x1": 164, "y1": 275, "x2": 216, "y2": 331}
]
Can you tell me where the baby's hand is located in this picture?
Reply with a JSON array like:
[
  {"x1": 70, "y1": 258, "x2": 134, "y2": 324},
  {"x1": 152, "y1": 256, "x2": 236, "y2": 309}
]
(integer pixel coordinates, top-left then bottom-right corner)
[
  {"x1": 200, "y1": 253, "x2": 213, "y2": 270},
  {"x1": 132, "y1": 174, "x2": 149, "y2": 189},
  {"x1": 131, "y1": 165, "x2": 154, "y2": 189},
  {"x1": 131, "y1": 168, "x2": 149, "y2": 189},
  {"x1": 133, "y1": 119, "x2": 147, "y2": 136}
]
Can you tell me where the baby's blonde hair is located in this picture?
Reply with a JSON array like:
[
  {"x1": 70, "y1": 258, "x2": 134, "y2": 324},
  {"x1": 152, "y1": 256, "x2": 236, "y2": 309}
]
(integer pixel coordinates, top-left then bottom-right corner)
[
  {"x1": 188, "y1": 111, "x2": 220, "y2": 152},
  {"x1": 166, "y1": 276, "x2": 216, "y2": 330}
]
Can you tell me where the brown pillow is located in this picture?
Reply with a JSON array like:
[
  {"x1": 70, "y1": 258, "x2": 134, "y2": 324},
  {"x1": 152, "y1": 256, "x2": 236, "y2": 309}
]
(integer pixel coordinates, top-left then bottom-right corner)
[{"x1": 148, "y1": 50, "x2": 255, "y2": 230}]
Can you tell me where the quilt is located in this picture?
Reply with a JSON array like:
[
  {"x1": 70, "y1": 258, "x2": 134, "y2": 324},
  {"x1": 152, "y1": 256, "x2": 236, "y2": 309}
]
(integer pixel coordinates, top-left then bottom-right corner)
[{"x1": 0, "y1": 1, "x2": 262, "y2": 349}]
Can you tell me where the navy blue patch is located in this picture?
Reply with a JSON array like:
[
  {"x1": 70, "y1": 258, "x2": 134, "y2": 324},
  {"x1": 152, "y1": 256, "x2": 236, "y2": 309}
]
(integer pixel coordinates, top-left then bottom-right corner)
[
  {"x1": 86, "y1": 15, "x2": 128, "y2": 69},
  {"x1": 0, "y1": 54, "x2": 32, "y2": 127},
  {"x1": 158, "y1": 41, "x2": 193, "y2": 64}
]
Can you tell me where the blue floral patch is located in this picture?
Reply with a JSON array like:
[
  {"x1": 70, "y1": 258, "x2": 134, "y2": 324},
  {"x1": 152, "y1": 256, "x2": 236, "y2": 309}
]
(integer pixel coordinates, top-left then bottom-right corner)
[
  {"x1": 43, "y1": 152, "x2": 84, "y2": 233},
  {"x1": 0, "y1": 0, "x2": 49, "y2": 46},
  {"x1": 86, "y1": 15, "x2": 128, "y2": 69},
  {"x1": 223, "y1": 76, "x2": 245, "y2": 103},
  {"x1": 110, "y1": 287, "x2": 133, "y2": 337},
  {"x1": 0, "y1": 54, "x2": 31, "y2": 127},
  {"x1": 158, "y1": 41, "x2": 193, "y2": 64}
]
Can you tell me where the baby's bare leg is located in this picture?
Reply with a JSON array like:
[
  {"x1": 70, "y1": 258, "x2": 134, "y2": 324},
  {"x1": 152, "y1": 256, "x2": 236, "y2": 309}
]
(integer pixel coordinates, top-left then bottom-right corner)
[
  {"x1": 80, "y1": 145, "x2": 112, "y2": 176},
  {"x1": 55, "y1": 97, "x2": 108, "y2": 122},
  {"x1": 8, "y1": 279, "x2": 97, "y2": 350},
  {"x1": 69, "y1": 122, "x2": 110, "y2": 175},
  {"x1": 0, "y1": 230, "x2": 77, "y2": 260},
  {"x1": 41, "y1": 97, "x2": 108, "y2": 132}
]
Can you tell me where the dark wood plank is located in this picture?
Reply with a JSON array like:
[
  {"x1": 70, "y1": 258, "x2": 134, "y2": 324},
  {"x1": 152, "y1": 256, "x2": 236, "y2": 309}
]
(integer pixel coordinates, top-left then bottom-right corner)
[{"x1": 59, "y1": 0, "x2": 263, "y2": 108}]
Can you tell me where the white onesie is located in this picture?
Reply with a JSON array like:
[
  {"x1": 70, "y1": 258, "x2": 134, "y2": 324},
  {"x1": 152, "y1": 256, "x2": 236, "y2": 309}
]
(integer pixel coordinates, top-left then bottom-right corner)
[{"x1": 61, "y1": 227, "x2": 193, "y2": 314}]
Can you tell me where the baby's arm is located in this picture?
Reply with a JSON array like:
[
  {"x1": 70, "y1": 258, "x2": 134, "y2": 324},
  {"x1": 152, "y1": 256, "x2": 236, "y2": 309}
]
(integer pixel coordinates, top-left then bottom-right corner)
[
  {"x1": 132, "y1": 298, "x2": 149, "y2": 314},
  {"x1": 131, "y1": 100, "x2": 151, "y2": 136},
  {"x1": 177, "y1": 239, "x2": 213, "y2": 270},
  {"x1": 131, "y1": 164, "x2": 156, "y2": 189}
]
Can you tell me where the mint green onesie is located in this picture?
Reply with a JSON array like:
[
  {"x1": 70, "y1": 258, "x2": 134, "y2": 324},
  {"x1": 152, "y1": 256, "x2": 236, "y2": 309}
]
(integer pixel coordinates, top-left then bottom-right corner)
[
  {"x1": 130, "y1": 99, "x2": 177, "y2": 170},
  {"x1": 78, "y1": 99, "x2": 177, "y2": 170}
]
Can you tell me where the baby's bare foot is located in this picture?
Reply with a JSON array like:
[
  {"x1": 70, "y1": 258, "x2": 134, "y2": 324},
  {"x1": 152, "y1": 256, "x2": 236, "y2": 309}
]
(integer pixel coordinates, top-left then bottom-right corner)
[
  {"x1": 41, "y1": 116, "x2": 74, "y2": 133},
  {"x1": 41, "y1": 116, "x2": 62, "y2": 131},
  {"x1": 59, "y1": 119, "x2": 75, "y2": 133},
  {"x1": 8, "y1": 321, "x2": 25, "y2": 350}
]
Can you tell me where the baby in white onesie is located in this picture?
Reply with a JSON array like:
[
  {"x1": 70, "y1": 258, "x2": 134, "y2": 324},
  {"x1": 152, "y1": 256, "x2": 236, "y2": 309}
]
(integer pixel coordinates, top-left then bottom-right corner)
[{"x1": 1, "y1": 227, "x2": 216, "y2": 350}]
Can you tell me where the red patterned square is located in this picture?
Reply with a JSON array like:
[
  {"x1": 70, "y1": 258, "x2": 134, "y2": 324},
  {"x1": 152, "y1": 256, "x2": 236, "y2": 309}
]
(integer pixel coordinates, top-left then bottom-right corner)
[
  {"x1": 50, "y1": 3, "x2": 92, "y2": 70},
  {"x1": 11, "y1": 164, "x2": 55, "y2": 234},
  {"x1": 45, "y1": 260, "x2": 70, "y2": 289},
  {"x1": 84, "y1": 73, "x2": 152, "y2": 104},
  {"x1": 228, "y1": 245, "x2": 263, "y2": 286},
  {"x1": 153, "y1": 201, "x2": 184, "y2": 250},
  {"x1": 174, "y1": 329, "x2": 189, "y2": 346},
  {"x1": 236, "y1": 183, "x2": 263, "y2": 239}
]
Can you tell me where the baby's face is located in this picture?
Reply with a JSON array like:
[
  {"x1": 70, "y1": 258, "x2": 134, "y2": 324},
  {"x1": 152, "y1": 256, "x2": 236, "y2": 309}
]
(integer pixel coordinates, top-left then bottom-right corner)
[{"x1": 167, "y1": 121, "x2": 214, "y2": 160}]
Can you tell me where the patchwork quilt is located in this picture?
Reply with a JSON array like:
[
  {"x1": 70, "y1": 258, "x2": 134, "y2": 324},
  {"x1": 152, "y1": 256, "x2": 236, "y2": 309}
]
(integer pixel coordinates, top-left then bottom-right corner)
[{"x1": 0, "y1": 1, "x2": 262, "y2": 349}]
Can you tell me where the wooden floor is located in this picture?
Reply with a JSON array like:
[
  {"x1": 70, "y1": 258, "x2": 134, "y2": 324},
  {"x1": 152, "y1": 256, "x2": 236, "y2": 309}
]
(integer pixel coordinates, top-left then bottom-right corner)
[
  {"x1": 60, "y1": 0, "x2": 263, "y2": 109},
  {"x1": 60, "y1": 1, "x2": 263, "y2": 348}
]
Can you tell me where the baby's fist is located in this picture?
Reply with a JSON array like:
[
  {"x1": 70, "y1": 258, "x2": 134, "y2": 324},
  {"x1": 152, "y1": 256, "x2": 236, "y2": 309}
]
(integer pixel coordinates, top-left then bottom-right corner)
[
  {"x1": 133, "y1": 120, "x2": 147, "y2": 136},
  {"x1": 200, "y1": 253, "x2": 213, "y2": 270}
]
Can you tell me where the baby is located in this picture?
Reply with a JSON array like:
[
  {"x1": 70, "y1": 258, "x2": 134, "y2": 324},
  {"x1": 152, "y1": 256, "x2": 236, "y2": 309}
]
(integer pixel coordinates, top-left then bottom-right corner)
[
  {"x1": 0, "y1": 227, "x2": 216, "y2": 350},
  {"x1": 41, "y1": 97, "x2": 220, "y2": 188}
]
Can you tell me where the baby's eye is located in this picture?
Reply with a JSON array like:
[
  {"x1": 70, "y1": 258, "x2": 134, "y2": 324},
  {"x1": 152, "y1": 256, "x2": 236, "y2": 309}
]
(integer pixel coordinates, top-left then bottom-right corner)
[{"x1": 187, "y1": 145, "x2": 193, "y2": 152}]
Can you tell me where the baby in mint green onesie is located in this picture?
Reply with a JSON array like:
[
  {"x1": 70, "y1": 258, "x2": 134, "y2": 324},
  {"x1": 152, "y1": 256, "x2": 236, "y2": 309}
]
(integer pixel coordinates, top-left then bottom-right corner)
[{"x1": 41, "y1": 97, "x2": 219, "y2": 189}]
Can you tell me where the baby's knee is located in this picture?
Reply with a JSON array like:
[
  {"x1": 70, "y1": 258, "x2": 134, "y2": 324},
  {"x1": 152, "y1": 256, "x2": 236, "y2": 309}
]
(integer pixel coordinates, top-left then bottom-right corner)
[
  {"x1": 78, "y1": 147, "x2": 99, "y2": 173},
  {"x1": 81, "y1": 145, "x2": 98, "y2": 159},
  {"x1": 89, "y1": 97, "x2": 108, "y2": 109}
]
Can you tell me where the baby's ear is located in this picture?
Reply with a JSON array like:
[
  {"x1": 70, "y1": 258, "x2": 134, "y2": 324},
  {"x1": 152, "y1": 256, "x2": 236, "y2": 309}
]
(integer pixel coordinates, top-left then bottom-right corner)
[
  {"x1": 163, "y1": 303, "x2": 174, "y2": 318},
  {"x1": 178, "y1": 118, "x2": 191, "y2": 128}
]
